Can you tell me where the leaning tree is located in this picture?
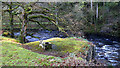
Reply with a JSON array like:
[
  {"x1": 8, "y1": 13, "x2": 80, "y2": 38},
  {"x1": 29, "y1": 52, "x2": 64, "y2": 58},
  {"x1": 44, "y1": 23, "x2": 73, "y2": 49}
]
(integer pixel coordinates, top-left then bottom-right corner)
[{"x1": 15, "y1": 2, "x2": 68, "y2": 43}]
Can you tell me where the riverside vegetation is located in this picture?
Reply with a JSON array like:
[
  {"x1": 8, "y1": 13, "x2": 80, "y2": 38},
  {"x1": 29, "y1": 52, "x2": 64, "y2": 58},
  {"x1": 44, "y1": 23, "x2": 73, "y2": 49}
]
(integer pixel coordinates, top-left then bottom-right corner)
[
  {"x1": 1, "y1": 36, "x2": 107, "y2": 66},
  {"x1": 1, "y1": 2, "x2": 119, "y2": 66}
]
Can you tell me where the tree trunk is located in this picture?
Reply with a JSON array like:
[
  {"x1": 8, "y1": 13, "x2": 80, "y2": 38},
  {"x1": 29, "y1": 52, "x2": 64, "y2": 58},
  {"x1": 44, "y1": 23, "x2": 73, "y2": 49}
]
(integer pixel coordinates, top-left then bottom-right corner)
[
  {"x1": 9, "y1": 2, "x2": 14, "y2": 38},
  {"x1": 55, "y1": 3, "x2": 58, "y2": 25},
  {"x1": 95, "y1": 3, "x2": 98, "y2": 31},
  {"x1": 19, "y1": 12, "x2": 28, "y2": 43},
  {"x1": 91, "y1": 0, "x2": 93, "y2": 24},
  {"x1": 96, "y1": 3, "x2": 98, "y2": 19}
]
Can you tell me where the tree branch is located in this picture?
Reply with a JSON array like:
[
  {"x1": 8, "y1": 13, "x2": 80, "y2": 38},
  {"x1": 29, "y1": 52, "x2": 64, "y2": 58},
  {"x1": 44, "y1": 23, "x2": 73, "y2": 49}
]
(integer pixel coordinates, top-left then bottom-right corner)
[
  {"x1": 28, "y1": 10, "x2": 49, "y2": 15},
  {"x1": 28, "y1": 15, "x2": 56, "y2": 23},
  {"x1": 29, "y1": 19, "x2": 52, "y2": 31}
]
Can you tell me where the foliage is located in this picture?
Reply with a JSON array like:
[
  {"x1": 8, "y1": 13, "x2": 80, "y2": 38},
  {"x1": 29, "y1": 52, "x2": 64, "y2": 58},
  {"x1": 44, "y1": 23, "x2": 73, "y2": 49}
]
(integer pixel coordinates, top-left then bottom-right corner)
[{"x1": 2, "y1": 2, "x2": 120, "y2": 37}]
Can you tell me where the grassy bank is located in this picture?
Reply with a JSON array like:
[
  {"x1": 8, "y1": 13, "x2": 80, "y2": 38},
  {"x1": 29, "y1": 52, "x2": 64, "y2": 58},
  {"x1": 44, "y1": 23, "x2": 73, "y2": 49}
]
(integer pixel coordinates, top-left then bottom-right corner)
[
  {"x1": 24, "y1": 37, "x2": 94, "y2": 60},
  {"x1": 1, "y1": 37, "x2": 55, "y2": 66},
  {"x1": 1, "y1": 36, "x2": 103, "y2": 66}
]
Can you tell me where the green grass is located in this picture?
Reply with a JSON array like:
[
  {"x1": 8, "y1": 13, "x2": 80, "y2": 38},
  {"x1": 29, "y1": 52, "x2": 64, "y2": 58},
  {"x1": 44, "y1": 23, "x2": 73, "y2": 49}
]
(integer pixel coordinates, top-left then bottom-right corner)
[
  {"x1": 2, "y1": 41, "x2": 57, "y2": 66},
  {"x1": 1, "y1": 36, "x2": 89, "y2": 66},
  {"x1": 1, "y1": 36, "x2": 57, "y2": 66},
  {"x1": 1, "y1": 36, "x2": 20, "y2": 43}
]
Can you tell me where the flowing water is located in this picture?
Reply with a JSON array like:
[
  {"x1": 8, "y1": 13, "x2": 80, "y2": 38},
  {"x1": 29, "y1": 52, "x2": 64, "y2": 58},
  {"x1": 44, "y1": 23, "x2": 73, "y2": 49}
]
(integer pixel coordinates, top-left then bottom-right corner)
[
  {"x1": 86, "y1": 34, "x2": 120, "y2": 66},
  {"x1": 14, "y1": 30, "x2": 120, "y2": 66},
  {"x1": 14, "y1": 30, "x2": 67, "y2": 42}
]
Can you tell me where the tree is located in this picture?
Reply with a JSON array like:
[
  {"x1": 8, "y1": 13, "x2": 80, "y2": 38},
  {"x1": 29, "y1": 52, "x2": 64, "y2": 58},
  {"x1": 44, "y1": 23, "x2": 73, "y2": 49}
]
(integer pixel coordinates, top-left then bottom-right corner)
[
  {"x1": 16, "y1": 2, "x2": 68, "y2": 43},
  {"x1": 2, "y1": 2, "x2": 20, "y2": 38}
]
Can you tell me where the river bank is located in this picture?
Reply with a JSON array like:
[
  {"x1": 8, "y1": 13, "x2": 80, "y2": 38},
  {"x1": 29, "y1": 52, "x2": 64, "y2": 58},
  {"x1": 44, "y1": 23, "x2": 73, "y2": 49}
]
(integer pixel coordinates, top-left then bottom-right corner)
[
  {"x1": 1, "y1": 36, "x2": 107, "y2": 66},
  {"x1": 1, "y1": 29, "x2": 120, "y2": 66}
]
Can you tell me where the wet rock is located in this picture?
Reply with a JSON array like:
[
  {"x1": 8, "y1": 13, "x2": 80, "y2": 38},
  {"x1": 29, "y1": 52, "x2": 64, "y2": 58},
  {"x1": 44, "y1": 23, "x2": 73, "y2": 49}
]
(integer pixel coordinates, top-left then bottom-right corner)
[
  {"x1": 44, "y1": 42, "x2": 52, "y2": 50},
  {"x1": 39, "y1": 42, "x2": 52, "y2": 50},
  {"x1": 101, "y1": 45, "x2": 111, "y2": 50},
  {"x1": 108, "y1": 60, "x2": 118, "y2": 63},
  {"x1": 14, "y1": 32, "x2": 20, "y2": 36},
  {"x1": 98, "y1": 52, "x2": 105, "y2": 57},
  {"x1": 114, "y1": 44, "x2": 120, "y2": 48},
  {"x1": 28, "y1": 38, "x2": 39, "y2": 42},
  {"x1": 26, "y1": 36, "x2": 32, "y2": 39},
  {"x1": 44, "y1": 30, "x2": 50, "y2": 33},
  {"x1": 111, "y1": 52, "x2": 119, "y2": 56},
  {"x1": 113, "y1": 41, "x2": 118, "y2": 44},
  {"x1": 98, "y1": 42, "x2": 104, "y2": 47},
  {"x1": 102, "y1": 40, "x2": 113, "y2": 45},
  {"x1": 33, "y1": 33, "x2": 41, "y2": 37}
]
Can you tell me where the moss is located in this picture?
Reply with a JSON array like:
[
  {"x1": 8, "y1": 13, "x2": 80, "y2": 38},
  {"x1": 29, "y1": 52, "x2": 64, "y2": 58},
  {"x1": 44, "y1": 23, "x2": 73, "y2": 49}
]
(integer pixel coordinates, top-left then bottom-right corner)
[
  {"x1": 49, "y1": 38, "x2": 91, "y2": 55},
  {"x1": 24, "y1": 41, "x2": 40, "y2": 46},
  {"x1": 24, "y1": 41, "x2": 44, "y2": 51},
  {"x1": 24, "y1": 37, "x2": 93, "y2": 58},
  {"x1": 24, "y1": 38, "x2": 63, "y2": 46},
  {"x1": 2, "y1": 31, "x2": 10, "y2": 37},
  {"x1": 24, "y1": 38, "x2": 64, "y2": 52},
  {"x1": 1, "y1": 36, "x2": 19, "y2": 43},
  {"x1": 43, "y1": 37, "x2": 64, "y2": 42}
]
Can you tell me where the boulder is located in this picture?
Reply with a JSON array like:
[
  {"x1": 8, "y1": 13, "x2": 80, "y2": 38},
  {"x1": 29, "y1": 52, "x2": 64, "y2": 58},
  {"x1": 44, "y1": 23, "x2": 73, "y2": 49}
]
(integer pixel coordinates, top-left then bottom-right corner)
[
  {"x1": 39, "y1": 41, "x2": 52, "y2": 50},
  {"x1": 44, "y1": 42, "x2": 52, "y2": 50}
]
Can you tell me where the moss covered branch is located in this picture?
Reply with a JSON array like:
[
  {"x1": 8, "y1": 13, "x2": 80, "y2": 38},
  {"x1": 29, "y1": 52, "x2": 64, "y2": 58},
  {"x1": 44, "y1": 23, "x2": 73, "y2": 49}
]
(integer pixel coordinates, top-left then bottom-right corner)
[
  {"x1": 28, "y1": 11, "x2": 49, "y2": 15},
  {"x1": 29, "y1": 19, "x2": 52, "y2": 31},
  {"x1": 28, "y1": 15, "x2": 56, "y2": 23}
]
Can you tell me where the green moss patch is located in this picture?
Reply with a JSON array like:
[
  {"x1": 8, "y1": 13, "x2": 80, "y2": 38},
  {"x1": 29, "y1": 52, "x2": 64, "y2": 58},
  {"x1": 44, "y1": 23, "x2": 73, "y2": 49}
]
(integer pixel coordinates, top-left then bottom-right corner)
[
  {"x1": 25, "y1": 41, "x2": 40, "y2": 46},
  {"x1": 1, "y1": 36, "x2": 19, "y2": 43},
  {"x1": 24, "y1": 38, "x2": 64, "y2": 52},
  {"x1": 24, "y1": 41, "x2": 44, "y2": 52},
  {"x1": 49, "y1": 37, "x2": 93, "y2": 56},
  {"x1": 2, "y1": 31, "x2": 10, "y2": 37},
  {"x1": 24, "y1": 37, "x2": 93, "y2": 58}
]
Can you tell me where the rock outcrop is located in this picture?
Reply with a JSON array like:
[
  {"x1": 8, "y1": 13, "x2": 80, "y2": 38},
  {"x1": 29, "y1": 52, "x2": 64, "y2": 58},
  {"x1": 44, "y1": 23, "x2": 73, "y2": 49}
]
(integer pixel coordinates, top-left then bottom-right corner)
[{"x1": 39, "y1": 41, "x2": 52, "y2": 50}]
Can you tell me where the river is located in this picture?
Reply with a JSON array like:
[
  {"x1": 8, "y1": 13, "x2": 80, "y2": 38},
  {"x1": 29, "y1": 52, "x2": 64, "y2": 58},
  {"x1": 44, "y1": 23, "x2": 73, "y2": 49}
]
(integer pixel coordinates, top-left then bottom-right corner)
[
  {"x1": 85, "y1": 34, "x2": 120, "y2": 66},
  {"x1": 14, "y1": 30, "x2": 120, "y2": 66}
]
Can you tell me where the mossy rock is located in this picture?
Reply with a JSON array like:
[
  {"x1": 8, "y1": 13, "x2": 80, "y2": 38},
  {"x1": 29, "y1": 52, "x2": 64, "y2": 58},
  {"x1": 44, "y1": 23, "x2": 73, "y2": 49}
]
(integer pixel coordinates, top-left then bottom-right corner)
[{"x1": 2, "y1": 31, "x2": 10, "y2": 37}]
